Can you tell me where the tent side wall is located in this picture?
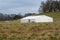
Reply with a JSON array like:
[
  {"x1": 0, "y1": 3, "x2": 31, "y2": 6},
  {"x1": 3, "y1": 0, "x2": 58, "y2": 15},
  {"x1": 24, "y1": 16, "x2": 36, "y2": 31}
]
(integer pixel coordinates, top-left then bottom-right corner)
[
  {"x1": 34, "y1": 17, "x2": 53, "y2": 22},
  {"x1": 20, "y1": 19, "x2": 29, "y2": 23},
  {"x1": 20, "y1": 19, "x2": 35, "y2": 23}
]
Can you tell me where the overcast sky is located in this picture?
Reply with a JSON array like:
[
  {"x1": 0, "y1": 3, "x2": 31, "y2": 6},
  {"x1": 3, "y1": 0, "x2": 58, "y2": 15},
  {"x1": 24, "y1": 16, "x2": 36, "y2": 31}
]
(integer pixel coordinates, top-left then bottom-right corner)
[{"x1": 0, "y1": 0, "x2": 46, "y2": 14}]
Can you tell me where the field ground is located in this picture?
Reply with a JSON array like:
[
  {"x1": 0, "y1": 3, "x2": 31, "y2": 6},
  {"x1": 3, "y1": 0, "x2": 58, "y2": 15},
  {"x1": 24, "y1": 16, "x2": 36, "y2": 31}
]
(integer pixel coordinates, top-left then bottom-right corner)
[{"x1": 0, "y1": 12, "x2": 60, "y2": 40}]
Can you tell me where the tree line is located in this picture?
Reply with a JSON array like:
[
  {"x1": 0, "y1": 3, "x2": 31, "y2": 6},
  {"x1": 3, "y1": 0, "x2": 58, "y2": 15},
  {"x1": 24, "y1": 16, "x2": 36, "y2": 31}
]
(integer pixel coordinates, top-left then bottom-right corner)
[{"x1": 0, "y1": 13, "x2": 35, "y2": 21}]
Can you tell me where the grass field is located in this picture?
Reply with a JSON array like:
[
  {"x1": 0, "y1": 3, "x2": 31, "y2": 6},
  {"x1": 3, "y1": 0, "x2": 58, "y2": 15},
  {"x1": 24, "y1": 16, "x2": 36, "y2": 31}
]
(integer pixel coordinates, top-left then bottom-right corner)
[{"x1": 0, "y1": 12, "x2": 60, "y2": 40}]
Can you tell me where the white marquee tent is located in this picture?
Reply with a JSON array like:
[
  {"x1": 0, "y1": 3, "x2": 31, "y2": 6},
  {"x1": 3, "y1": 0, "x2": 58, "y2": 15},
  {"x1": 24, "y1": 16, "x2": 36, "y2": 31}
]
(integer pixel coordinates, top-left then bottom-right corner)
[{"x1": 20, "y1": 15, "x2": 53, "y2": 23}]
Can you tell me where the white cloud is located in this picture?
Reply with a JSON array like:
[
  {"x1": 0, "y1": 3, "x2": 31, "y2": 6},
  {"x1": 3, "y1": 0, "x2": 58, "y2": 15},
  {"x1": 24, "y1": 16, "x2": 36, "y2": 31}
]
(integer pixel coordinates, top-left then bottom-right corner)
[{"x1": 1, "y1": 6, "x2": 38, "y2": 15}]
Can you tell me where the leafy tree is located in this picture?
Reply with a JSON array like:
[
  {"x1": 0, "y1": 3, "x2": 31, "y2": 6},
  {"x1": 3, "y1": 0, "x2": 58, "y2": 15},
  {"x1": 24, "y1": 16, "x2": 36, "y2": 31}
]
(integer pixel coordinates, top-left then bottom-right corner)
[
  {"x1": 24, "y1": 13, "x2": 34, "y2": 17},
  {"x1": 39, "y1": 0, "x2": 60, "y2": 13},
  {"x1": 13, "y1": 15, "x2": 23, "y2": 20}
]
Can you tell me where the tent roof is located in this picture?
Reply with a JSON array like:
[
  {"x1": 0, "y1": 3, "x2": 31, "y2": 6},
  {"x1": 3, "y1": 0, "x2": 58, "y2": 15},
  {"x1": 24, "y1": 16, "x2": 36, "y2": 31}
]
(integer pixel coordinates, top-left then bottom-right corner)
[{"x1": 21, "y1": 15, "x2": 52, "y2": 19}]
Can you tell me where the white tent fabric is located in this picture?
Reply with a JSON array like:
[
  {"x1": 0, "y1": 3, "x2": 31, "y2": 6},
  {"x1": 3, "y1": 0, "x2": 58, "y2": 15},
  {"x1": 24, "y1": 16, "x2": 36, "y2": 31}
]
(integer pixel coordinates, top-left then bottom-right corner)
[{"x1": 20, "y1": 15, "x2": 53, "y2": 23}]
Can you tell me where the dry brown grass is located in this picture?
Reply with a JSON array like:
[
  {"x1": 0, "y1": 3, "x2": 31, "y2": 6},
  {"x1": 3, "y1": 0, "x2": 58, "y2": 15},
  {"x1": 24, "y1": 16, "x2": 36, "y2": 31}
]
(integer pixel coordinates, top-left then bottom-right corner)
[{"x1": 0, "y1": 20, "x2": 60, "y2": 40}]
